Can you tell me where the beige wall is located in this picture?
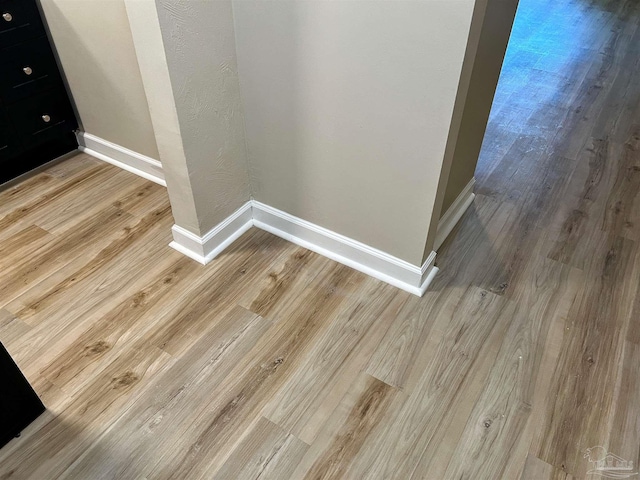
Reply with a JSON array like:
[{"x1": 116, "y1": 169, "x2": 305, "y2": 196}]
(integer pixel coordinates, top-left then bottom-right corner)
[
  {"x1": 40, "y1": 0, "x2": 160, "y2": 160},
  {"x1": 233, "y1": 0, "x2": 477, "y2": 266},
  {"x1": 438, "y1": 0, "x2": 520, "y2": 216}
]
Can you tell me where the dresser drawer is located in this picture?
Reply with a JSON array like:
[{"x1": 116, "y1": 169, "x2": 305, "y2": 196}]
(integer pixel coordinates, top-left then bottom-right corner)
[
  {"x1": 0, "y1": 0, "x2": 42, "y2": 47},
  {"x1": 0, "y1": 36, "x2": 60, "y2": 102},
  {"x1": 7, "y1": 89, "x2": 76, "y2": 147},
  {"x1": 0, "y1": 109, "x2": 23, "y2": 161}
]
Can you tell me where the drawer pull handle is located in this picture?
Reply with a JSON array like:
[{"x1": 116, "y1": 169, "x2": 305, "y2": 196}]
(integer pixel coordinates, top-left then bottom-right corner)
[
  {"x1": 23, "y1": 67, "x2": 33, "y2": 76},
  {"x1": 2, "y1": 12, "x2": 12, "y2": 22},
  {"x1": 42, "y1": 115, "x2": 51, "y2": 123}
]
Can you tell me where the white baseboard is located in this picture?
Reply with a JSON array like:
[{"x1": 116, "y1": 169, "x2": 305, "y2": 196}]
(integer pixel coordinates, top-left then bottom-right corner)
[
  {"x1": 169, "y1": 202, "x2": 253, "y2": 264},
  {"x1": 76, "y1": 132, "x2": 166, "y2": 187},
  {"x1": 169, "y1": 200, "x2": 438, "y2": 297},
  {"x1": 434, "y1": 178, "x2": 476, "y2": 251},
  {"x1": 252, "y1": 201, "x2": 438, "y2": 296}
]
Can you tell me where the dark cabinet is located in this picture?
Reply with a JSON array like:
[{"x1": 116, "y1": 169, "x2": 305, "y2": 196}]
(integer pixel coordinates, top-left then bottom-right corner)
[
  {"x1": 0, "y1": 0, "x2": 78, "y2": 184},
  {"x1": 0, "y1": 0, "x2": 42, "y2": 46},
  {"x1": 0, "y1": 342, "x2": 45, "y2": 448}
]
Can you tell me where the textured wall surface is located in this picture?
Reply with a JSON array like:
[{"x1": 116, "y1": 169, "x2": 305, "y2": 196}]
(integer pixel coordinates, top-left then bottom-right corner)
[
  {"x1": 233, "y1": 0, "x2": 477, "y2": 265},
  {"x1": 152, "y1": 0, "x2": 251, "y2": 235},
  {"x1": 41, "y1": 0, "x2": 160, "y2": 160}
]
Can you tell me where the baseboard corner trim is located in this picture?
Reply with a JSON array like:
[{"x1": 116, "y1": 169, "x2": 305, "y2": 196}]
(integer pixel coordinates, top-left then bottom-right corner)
[
  {"x1": 434, "y1": 177, "x2": 476, "y2": 251},
  {"x1": 169, "y1": 202, "x2": 253, "y2": 265},
  {"x1": 251, "y1": 200, "x2": 437, "y2": 296},
  {"x1": 76, "y1": 131, "x2": 166, "y2": 187},
  {"x1": 168, "y1": 200, "x2": 439, "y2": 296},
  {"x1": 417, "y1": 250, "x2": 439, "y2": 296}
]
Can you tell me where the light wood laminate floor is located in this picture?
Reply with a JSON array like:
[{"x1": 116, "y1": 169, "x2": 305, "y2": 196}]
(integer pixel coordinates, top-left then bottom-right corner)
[{"x1": 1, "y1": 0, "x2": 640, "y2": 477}]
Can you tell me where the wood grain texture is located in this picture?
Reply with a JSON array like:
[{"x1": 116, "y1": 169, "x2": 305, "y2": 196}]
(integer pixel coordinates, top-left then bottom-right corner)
[
  {"x1": 519, "y1": 455, "x2": 574, "y2": 480},
  {"x1": 1, "y1": 0, "x2": 640, "y2": 476},
  {"x1": 214, "y1": 417, "x2": 309, "y2": 480},
  {"x1": 60, "y1": 305, "x2": 277, "y2": 480},
  {"x1": 443, "y1": 253, "x2": 578, "y2": 479},
  {"x1": 295, "y1": 374, "x2": 398, "y2": 480}
]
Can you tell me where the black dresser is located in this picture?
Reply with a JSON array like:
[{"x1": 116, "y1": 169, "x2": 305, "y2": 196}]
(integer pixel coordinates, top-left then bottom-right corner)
[
  {"x1": 0, "y1": 342, "x2": 45, "y2": 448},
  {"x1": 0, "y1": 0, "x2": 77, "y2": 185}
]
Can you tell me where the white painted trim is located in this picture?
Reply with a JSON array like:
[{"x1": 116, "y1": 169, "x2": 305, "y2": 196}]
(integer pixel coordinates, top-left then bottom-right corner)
[
  {"x1": 169, "y1": 202, "x2": 253, "y2": 264},
  {"x1": 76, "y1": 132, "x2": 166, "y2": 187},
  {"x1": 252, "y1": 201, "x2": 438, "y2": 296},
  {"x1": 434, "y1": 178, "x2": 476, "y2": 251},
  {"x1": 168, "y1": 200, "x2": 438, "y2": 296}
]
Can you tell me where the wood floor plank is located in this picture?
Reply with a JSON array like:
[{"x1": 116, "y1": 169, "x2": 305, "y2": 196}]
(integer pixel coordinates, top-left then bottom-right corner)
[
  {"x1": 602, "y1": 339, "x2": 640, "y2": 477},
  {"x1": 34, "y1": 256, "x2": 194, "y2": 394},
  {"x1": 292, "y1": 373, "x2": 399, "y2": 480},
  {"x1": 0, "y1": 155, "x2": 98, "y2": 215},
  {"x1": 112, "y1": 180, "x2": 169, "y2": 218},
  {"x1": 7, "y1": 203, "x2": 173, "y2": 322},
  {"x1": 365, "y1": 290, "x2": 453, "y2": 389},
  {"x1": 24, "y1": 231, "x2": 292, "y2": 395},
  {"x1": 499, "y1": 265, "x2": 585, "y2": 480},
  {"x1": 262, "y1": 278, "x2": 409, "y2": 443},
  {"x1": 519, "y1": 455, "x2": 574, "y2": 480},
  {"x1": 34, "y1": 168, "x2": 149, "y2": 234},
  {"x1": 0, "y1": 308, "x2": 31, "y2": 346},
  {"x1": 0, "y1": 342, "x2": 174, "y2": 479},
  {"x1": 0, "y1": 162, "x2": 113, "y2": 240},
  {"x1": 58, "y1": 306, "x2": 277, "y2": 480},
  {"x1": 3, "y1": 253, "x2": 179, "y2": 387},
  {"x1": 213, "y1": 417, "x2": 309, "y2": 480},
  {"x1": 0, "y1": 206, "x2": 136, "y2": 309},
  {"x1": 0, "y1": 171, "x2": 57, "y2": 207},
  {"x1": 532, "y1": 236, "x2": 638, "y2": 477},
  {"x1": 146, "y1": 264, "x2": 365, "y2": 479},
  {"x1": 1, "y1": 211, "x2": 177, "y2": 380},
  {"x1": 41, "y1": 152, "x2": 100, "y2": 179},
  {"x1": 144, "y1": 231, "x2": 305, "y2": 357},
  {"x1": 341, "y1": 287, "x2": 515, "y2": 479},
  {"x1": 239, "y1": 247, "x2": 322, "y2": 319},
  {"x1": 602, "y1": 125, "x2": 640, "y2": 241},
  {"x1": 442, "y1": 254, "x2": 577, "y2": 479},
  {"x1": 292, "y1": 287, "x2": 410, "y2": 446},
  {"x1": 431, "y1": 194, "x2": 515, "y2": 291},
  {"x1": 0, "y1": 224, "x2": 54, "y2": 262}
]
